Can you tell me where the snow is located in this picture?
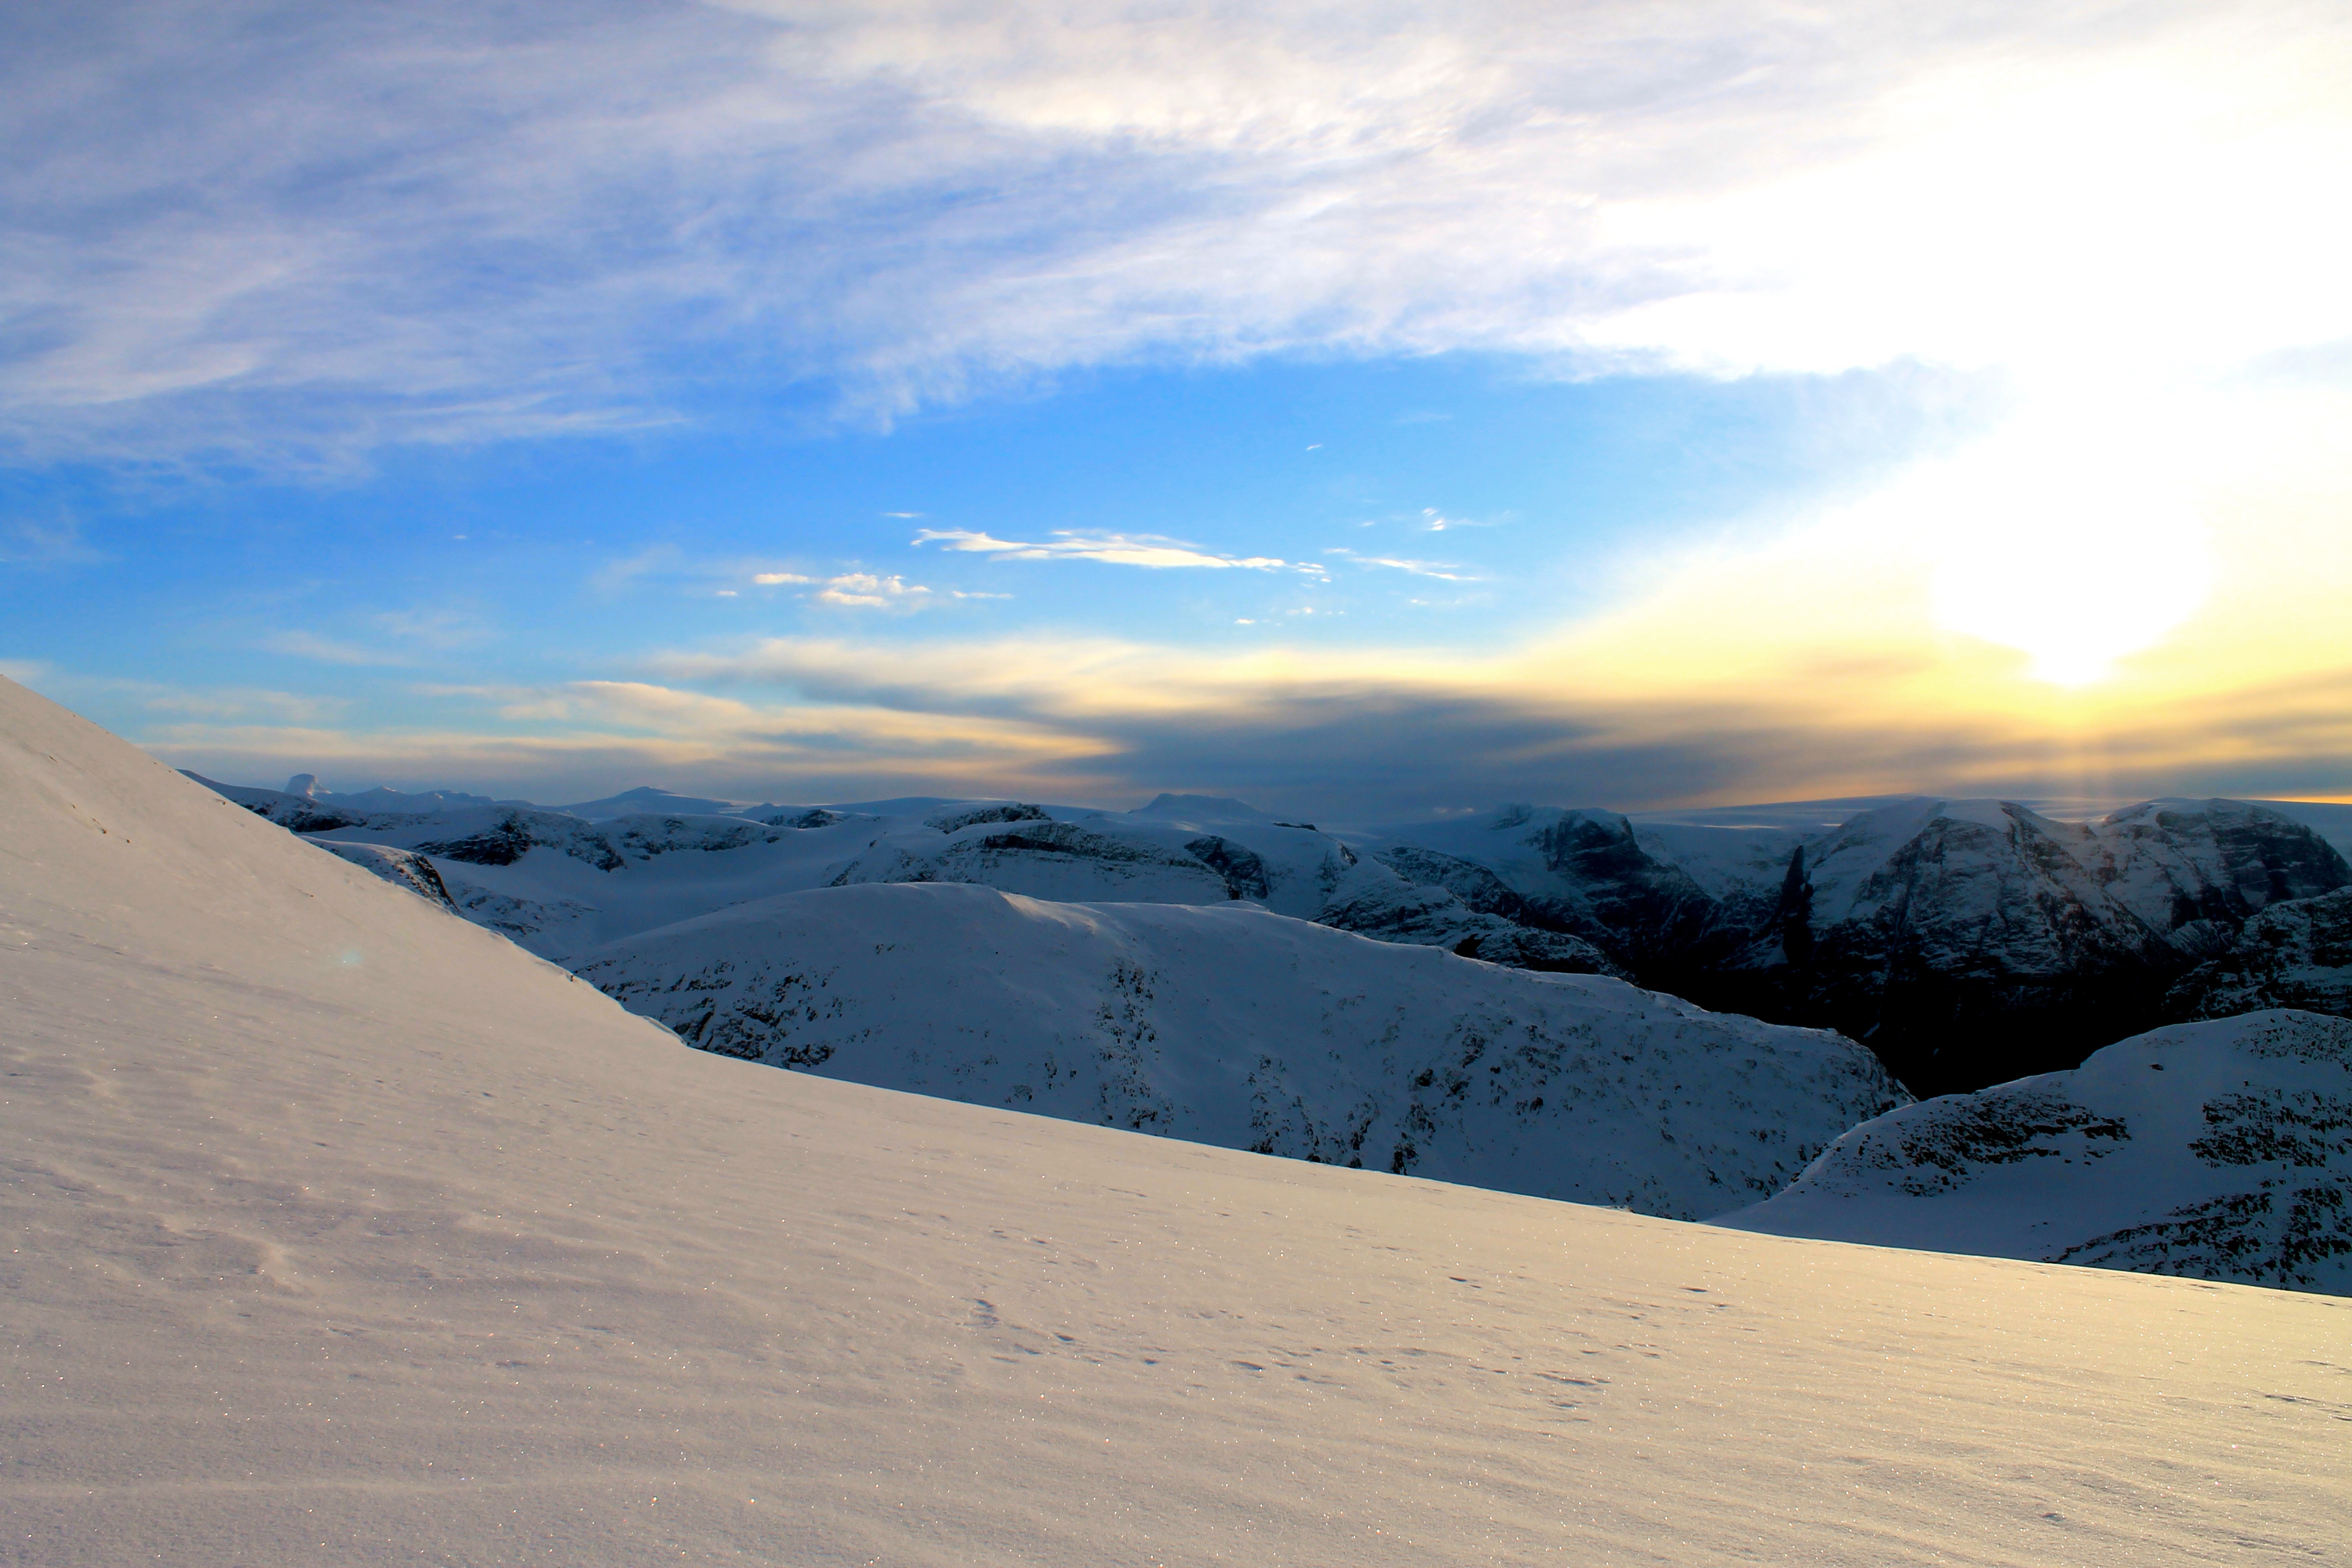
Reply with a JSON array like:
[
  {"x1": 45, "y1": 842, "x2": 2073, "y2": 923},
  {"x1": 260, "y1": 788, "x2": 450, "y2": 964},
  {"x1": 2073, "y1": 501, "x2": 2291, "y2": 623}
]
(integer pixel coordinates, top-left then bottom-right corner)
[
  {"x1": 1320, "y1": 854, "x2": 1623, "y2": 976},
  {"x1": 1128, "y1": 791, "x2": 1278, "y2": 821},
  {"x1": 1717, "y1": 1011, "x2": 2352, "y2": 1295},
  {"x1": 2168, "y1": 888, "x2": 2352, "y2": 1021},
  {"x1": 2258, "y1": 798, "x2": 2352, "y2": 861},
  {"x1": 573, "y1": 881, "x2": 1892, "y2": 1219},
  {"x1": 554, "y1": 783, "x2": 752, "y2": 819},
  {"x1": 7, "y1": 674, "x2": 2351, "y2": 1565}
]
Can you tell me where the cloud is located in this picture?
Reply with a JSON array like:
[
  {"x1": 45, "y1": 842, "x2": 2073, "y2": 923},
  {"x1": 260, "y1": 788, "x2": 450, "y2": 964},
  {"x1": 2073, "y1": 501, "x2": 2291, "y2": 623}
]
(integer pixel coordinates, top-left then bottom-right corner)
[
  {"x1": 263, "y1": 630, "x2": 403, "y2": 666},
  {"x1": 133, "y1": 675, "x2": 1116, "y2": 804},
  {"x1": 1417, "y1": 510, "x2": 1497, "y2": 533},
  {"x1": 0, "y1": 513, "x2": 107, "y2": 565},
  {"x1": 753, "y1": 572, "x2": 813, "y2": 585},
  {"x1": 914, "y1": 528, "x2": 1302, "y2": 571},
  {"x1": 10, "y1": 2, "x2": 2343, "y2": 462},
  {"x1": 814, "y1": 573, "x2": 934, "y2": 608},
  {"x1": 591, "y1": 545, "x2": 689, "y2": 595},
  {"x1": 116, "y1": 429, "x2": 2352, "y2": 818},
  {"x1": 1325, "y1": 547, "x2": 1475, "y2": 581},
  {"x1": 372, "y1": 605, "x2": 491, "y2": 650}
]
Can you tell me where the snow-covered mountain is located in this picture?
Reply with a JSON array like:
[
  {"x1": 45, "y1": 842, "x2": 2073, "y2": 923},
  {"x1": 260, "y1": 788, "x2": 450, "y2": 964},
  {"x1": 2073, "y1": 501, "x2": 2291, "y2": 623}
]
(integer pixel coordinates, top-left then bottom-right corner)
[
  {"x1": 1717, "y1": 1010, "x2": 2352, "y2": 1295},
  {"x1": 189, "y1": 767, "x2": 2352, "y2": 1093},
  {"x1": 554, "y1": 783, "x2": 753, "y2": 819},
  {"x1": 190, "y1": 778, "x2": 1622, "y2": 977},
  {"x1": 276, "y1": 771, "x2": 510, "y2": 808},
  {"x1": 573, "y1": 881, "x2": 1903, "y2": 1220},
  {"x1": 1359, "y1": 796, "x2": 2350, "y2": 1093},
  {"x1": 1354, "y1": 804, "x2": 1749, "y2": 972},
  {"x1": 1697, "y1": 798, "x2": 2350, "y2": 1092}
]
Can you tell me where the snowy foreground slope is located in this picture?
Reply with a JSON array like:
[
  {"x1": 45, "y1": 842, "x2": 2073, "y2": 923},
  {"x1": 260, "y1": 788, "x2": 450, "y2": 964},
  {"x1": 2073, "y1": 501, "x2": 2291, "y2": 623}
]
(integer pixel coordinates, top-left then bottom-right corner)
[
  {"x1": 575, "y1": 884, "x2": 1903, "y2": 1220},
  {"x1": 1717, "y1": 1010, "x2": 2352, "y2": 1293},
  {"x1": 12, "y1": 679, "x2": 2349, "y2": 1565}
]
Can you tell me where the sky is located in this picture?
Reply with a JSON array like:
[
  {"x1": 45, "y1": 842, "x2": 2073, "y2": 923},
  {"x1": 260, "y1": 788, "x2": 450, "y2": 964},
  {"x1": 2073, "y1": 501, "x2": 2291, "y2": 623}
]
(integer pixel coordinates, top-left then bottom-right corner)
[{"x1": 3, "y1": 0, "x2": 2349, "y2": 818}]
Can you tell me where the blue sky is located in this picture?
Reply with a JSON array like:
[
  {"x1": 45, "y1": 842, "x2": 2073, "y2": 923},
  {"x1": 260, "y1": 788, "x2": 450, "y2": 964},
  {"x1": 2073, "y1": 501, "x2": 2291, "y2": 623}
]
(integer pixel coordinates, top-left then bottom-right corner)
[{"x1": 4, "y1": 1, "x2": 2349, "y2": 814}]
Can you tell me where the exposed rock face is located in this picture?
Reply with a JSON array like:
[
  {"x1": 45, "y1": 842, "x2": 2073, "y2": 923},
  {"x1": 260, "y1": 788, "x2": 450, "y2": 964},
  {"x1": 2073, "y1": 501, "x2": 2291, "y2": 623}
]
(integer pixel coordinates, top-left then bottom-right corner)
[
  {"x1": 925, "y1": 802, "x2": 1054, "y2": 832},
  {"x1": 1709, "y1": 799, "x2": 2352, "y2": 1094},
  {"x1": 574, "y1": 882, "x2": 1907, "y2": 1221},
  {"x1": 1706, "y1": 801, "x2": 2176, "y2": 1095},
  {"x1": 1316, "y1": 861, "x2": 1622, "y2": 977},
  {"x1": 1184, "y1": 835, "x2": 1273, "y2": 901},
  {"x1": 1373, "y1": 796, "x2": 2350, "y2": 1095},
  {"x1": 411, "y1": 809, "x2": 790, "y2": 872},
  {"x1": 315, "y1": 840, "x2": 459, "y2": 912},
  {"x1": 1517, "y1": 808, "x2": 1741, "y2": 972},
  {"x1": 741, "y1": 805, "x2": 853, "y2": 830},
  {"x1": 1373, "y1": 845, "x2": 1559, "y2": 928},
  {"x1": 1716, "y1": 1010, "x2": 2352, "y2": 1295},
  {"x1": 2167, "y1": 888, "x2": 2352, "y2": 1021}
]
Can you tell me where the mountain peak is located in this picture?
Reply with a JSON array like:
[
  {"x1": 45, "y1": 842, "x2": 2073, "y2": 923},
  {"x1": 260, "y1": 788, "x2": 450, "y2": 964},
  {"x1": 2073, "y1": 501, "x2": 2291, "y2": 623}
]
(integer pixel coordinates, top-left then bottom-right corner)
[{"x1": 1130, "y1": 792, "x2": 1273, "y2": 821}]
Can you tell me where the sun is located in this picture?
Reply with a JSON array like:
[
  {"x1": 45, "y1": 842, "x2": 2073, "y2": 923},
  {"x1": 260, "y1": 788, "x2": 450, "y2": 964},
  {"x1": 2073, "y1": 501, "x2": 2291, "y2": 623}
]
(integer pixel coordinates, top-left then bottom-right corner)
[{"x1": 1915, "y1": 412, "x2": 2213, "y2": 685}]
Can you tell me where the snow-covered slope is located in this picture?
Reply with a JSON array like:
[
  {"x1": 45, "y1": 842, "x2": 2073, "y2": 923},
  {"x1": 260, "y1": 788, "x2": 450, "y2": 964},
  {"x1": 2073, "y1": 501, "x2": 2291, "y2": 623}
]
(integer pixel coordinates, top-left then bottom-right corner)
[
  {"x1": 804, "y1": 798, "x2": 1377, "y2": 920},
  {"x1": 2168, "y1": 888, "x2": 2352, "y2": 1021},
  {"x1": 1717, "y1": 1010, "x2": 2352, "y2": 1294},
  {"x1": 2261, "y1": 798, "x2": 2352, "y2": 861},
  {"x1": 573, "y1": 881, "x2": 1899, "y2": 1219},
  {"x1": 1319, "y1": 853, "x2": 1621, "y2": 974},
  {"x1": 9, "y1": 676, "x2": 2351, "y2": 1565},
  {"x1": 1355, "y1": 804, "x2": 1743, "y2": 971}
]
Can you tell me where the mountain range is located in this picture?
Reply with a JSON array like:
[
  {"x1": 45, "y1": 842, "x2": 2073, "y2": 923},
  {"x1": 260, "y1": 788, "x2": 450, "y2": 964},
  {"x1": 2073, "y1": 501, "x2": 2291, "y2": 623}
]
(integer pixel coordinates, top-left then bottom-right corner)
[{"x1": 192, "y1": 771, "x2": 2352, "y2": 1096}]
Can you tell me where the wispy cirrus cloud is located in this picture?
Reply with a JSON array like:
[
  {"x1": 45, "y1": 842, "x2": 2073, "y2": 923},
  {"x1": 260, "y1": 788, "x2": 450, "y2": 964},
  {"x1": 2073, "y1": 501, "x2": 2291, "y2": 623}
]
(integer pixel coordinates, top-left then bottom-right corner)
[
  {"x1": 914, "y1": 527, "x2": 1309, "y2": 573},
  {"x1": 10, "y1": 2, "x2": 2343, "y2": 465},
  {"x1": 0, "y1": 513, "x2": 107, "y2": 565},
  {"x1": 263, "y1": 630, "x2": 396, "y2": 667},
  {"x1": 262, "y1": 605, "x2": 494, "y2": 666},
  {"x1": 1324, "y1": 547, "x2": 1475, "y2": 582}
]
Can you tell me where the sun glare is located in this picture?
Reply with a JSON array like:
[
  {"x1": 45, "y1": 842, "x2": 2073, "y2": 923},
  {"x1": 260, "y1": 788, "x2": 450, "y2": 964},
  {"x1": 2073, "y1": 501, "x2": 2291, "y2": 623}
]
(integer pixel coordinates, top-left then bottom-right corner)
[{"x1": 1909, "y1": 409, "x2": 2213, "y2": 685}]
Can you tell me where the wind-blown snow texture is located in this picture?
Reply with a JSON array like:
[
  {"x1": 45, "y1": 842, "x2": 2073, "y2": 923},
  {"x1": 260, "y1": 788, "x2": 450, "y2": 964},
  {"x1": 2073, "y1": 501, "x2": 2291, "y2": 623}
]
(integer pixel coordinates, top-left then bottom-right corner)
[
  {"x1": 1718, "y1": 1010, "x2": 2352, "y2": 1295},
  {"x1": 574, "y1": 883, "x2": 1904, "y2": 1221}
]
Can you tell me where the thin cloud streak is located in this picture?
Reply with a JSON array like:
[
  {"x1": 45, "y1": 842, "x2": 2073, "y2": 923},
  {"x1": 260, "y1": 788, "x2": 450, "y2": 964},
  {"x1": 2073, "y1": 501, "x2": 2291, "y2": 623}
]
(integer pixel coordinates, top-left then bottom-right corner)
[
  {"x1": 1325, "y1": 547, "x2": 1475, "y2": 581},
  {"x1": 913, "y1": 528, "x2": 1303, "y2": 572}
]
